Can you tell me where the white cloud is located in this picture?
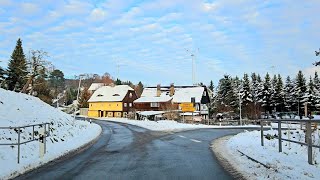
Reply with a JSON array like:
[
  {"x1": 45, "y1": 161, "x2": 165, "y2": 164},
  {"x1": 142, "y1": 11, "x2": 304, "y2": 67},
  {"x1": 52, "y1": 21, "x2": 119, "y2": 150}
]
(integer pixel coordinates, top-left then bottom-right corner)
[
  {"x1": 20, "y1": 2, "x2": 39, "y2": 16},
  {"x1": 88, "y1": 8, "x2": 107, "y2": 22},
  {"x1": 202, "y1": 2, "x2": 218, "y2": 12}
]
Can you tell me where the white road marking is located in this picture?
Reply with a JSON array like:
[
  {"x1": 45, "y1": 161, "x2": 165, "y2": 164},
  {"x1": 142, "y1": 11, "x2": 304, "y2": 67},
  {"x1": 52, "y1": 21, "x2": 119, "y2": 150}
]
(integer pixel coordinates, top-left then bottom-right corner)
[
  {"x1": 178, "y1": 135, "x2": 187, "y2": 138},
  {"x1": 190, "y1": 139, "x2": 202, "y2": 143}
]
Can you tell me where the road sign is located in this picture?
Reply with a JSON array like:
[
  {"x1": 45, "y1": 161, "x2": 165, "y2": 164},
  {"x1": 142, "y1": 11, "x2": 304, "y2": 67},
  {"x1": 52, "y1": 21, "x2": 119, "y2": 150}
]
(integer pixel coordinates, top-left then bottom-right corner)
[{"x1": 180, "y1": 103, "x2": 195, "y2": 112}]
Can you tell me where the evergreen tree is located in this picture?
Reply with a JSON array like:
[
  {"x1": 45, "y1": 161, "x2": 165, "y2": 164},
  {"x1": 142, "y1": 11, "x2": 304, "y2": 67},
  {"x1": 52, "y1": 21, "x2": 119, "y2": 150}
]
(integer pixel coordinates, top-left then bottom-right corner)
[
  {"x1": 314, "y1": 48, "x2": 320, "y2": 66},
  {"x1": 270, "y1": 74, "x2": 278, "y2": 110},
  {"x1": 6, "y1": 38, "x2": 28, "y2": 91},
  {"x1": 209, "y1": 80, "x2": 214, "y2": 92},
  {"x1": 215, "y1": 75, "x2": 237, "y2": 112},
  {"x1": 0, "y1": 65, "x2": 5, "y2": 87},
  {"x1": 78, "y1": 87, "x2": 91, "y2": 108},
  {"x1": 251, "y1": 73, "x2": 261, "y2": 118},
  {"x1": 49, "y1": 69, "x2": 65, "y2": 95},
  {"x1": 302, "y1": 77, "x2": 317, "y2": 112},
  {"x1": 259, "y1": 73, "x2": 272, "y2": 114},
  {"x1": 115, "y1": 78, "x2": 122, "y2": 85},
  {"x1": 241, "y1": 73, "x2": 253, "y2": 105},
  {"x1": 293, "y1": 70, "x2": 307, "y2": 116},
  {"x1": 241, "y1": 73, "x2": 253, "y2": 118},
  {"x1": 284, "y1": 76, "x2": 295, "y2": 111},
  {"x1": 275, "y1": 74, "x2": 285, "y2": 112},
  {"x1": 314, "y1": 72, "x2": 320, "y2": 109}
]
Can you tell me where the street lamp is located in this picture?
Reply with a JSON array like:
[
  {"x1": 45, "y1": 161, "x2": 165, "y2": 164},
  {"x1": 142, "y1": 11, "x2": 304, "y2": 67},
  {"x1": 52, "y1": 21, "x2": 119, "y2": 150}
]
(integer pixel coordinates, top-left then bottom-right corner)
[
  {"x1": 238, "y1": 83, "x2": 243, "y2": 125},
  {"x1": 74, "y1": 74, "x2": 85, "y2": 120}
]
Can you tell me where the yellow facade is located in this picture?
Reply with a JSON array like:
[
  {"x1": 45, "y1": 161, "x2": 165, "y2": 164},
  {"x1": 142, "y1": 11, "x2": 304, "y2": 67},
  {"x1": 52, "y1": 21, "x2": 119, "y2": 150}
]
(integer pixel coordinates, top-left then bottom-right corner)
[{"x1": 88, "y1": 102, "x2": 124, "y2": 118}]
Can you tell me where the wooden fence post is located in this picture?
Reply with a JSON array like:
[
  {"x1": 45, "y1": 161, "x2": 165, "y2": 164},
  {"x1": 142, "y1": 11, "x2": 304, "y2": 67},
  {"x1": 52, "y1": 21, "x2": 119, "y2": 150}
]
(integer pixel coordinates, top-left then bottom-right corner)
[
  {"x1": 261, "y1": 120, "x2": 264, "y2": 146},
  {"x1": 306, "y1": 121, "x2": 313, "y2": 165},
  {"x1": 17, "y1": 127, "x2": 20, "y2": 164},
  {"x1": 278, "y1": 120, "x2": 282, "y2": 152}
]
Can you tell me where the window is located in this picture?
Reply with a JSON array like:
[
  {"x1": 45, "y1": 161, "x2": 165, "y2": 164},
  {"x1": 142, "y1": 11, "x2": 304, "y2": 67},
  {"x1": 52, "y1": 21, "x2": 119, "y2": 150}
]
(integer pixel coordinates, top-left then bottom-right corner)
[
  {"x1": 124, "y1": 103, "x2": 127, "y2": 107},
  {"x1": 129, "y1": 103, "x2": 132, "y2": 107},
  {"x1": 203, "y1": 91, "x2": 207, "y2": 96},
  {"x1": 97, "y1": 94, "x2": 103, "y2": 97},
  {"x1": 129, "y1": 92, "x2": 132, "y2": 98},
  {"x1": 150, "y1": 102, "x2": 159, "y2": 107},
  {"x1": 113, "y1": 94, "x2": 120, "y2": 96}
]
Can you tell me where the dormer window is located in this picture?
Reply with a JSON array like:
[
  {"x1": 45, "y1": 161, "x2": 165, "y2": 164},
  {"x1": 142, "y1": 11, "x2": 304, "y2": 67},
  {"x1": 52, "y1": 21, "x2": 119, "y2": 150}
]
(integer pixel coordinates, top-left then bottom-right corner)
[
  {"x1": 113, "y1": 94, "x2": 120, "y2": 96},
  {"x1": 97, "y1": 94, "x2": 103, "y2": 97}
]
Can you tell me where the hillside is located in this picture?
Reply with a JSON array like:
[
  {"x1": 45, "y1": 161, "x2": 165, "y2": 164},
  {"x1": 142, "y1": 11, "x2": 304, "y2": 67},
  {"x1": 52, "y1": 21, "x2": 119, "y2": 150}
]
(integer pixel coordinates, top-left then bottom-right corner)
[{"x1": 0, "y1": 88, "x2": 101, "y2": 179}]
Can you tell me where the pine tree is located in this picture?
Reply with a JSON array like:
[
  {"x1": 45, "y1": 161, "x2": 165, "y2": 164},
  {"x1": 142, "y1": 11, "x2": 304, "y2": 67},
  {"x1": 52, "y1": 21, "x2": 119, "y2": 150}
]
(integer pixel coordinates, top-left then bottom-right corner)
[
  {"x1": 284, "y1": 76, "x2": 295, "y2": 111},
  {"x1": 314, "y1": 72, "x2": 320, "y2": 109},
  {"x1": 209, "y1": 80, "x2": 214, "y2": 92},
  {"x1": 6, "y1": 38, "x2": 28, "y2": 91},
  {"x1": 0, "y1": 66, "x2": 5, "y2": 87},
  {"x1": 293, "y1": 70, "x2": 307, "y2": 116},
  {"x1": 241, "y1": 73, "x2": 253, "y2": 105},
  {"x1": 78, "y1": 87, "x2": 91, "y2": 108},
  {"x1": 259, "y1": 73, "x2": 272, "y2": 114},
  {"x1": 215, "y1": 75, "x2": 237, "y2": 112},
  {"x1": 270, "y1": 74, "x2": 278, "y2": 111},
  {"x1": 302, "y1": 77, "x2": 317, "y2": 112},
  {"x1": 115, "y1": 78, "x2": 122, "y2": 85},
  {"x1": 275, "y1": 74, "x2": 285, "y2": 112},
  {"x1": 251, "y1": 73, "x2": 261, "y2": 118}
]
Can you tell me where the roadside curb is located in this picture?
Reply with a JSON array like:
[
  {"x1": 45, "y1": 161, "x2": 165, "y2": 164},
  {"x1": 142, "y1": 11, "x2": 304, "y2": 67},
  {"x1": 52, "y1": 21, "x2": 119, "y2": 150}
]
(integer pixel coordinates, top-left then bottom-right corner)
[
  {"x1": 9, "y1": 123, "x2": 103, "y2": 180},
  {"x1": 211, "y1": 136, "x2": 249, "y2": 180}
]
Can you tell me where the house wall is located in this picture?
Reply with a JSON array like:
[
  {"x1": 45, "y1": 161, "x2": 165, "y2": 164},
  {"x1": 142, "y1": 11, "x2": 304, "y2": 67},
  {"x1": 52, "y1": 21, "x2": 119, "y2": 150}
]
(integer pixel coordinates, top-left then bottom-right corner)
[
  {"x1": 88, "y1": 90, "x2": 138, "y2": 118},
  {"x1": 134, "y1": 101, "x2": 177, "y2": 111}
]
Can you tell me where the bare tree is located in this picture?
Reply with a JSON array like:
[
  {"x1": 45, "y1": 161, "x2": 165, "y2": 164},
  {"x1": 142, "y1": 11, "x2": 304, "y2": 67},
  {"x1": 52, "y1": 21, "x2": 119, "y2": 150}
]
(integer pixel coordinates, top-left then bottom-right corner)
[{"x1": 21, "y1": 50, "x2": 51, "y2": 94}]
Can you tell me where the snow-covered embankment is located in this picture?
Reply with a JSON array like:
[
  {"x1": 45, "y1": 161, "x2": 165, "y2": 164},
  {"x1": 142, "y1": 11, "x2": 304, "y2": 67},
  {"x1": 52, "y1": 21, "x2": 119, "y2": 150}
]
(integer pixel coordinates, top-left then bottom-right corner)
[
  {"x1": 212, "y1": 129, "x2": 320, "y2": 180},
  {"x1": 0, "y1": 88, "x2": 102, "y2": 179}
]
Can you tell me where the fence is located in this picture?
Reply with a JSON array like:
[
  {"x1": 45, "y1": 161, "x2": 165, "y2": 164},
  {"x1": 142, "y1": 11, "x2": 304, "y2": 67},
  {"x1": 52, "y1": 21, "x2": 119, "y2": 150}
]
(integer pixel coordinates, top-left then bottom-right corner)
[
  {"x1": 260, "y1": 119, "x2": 320, "y2": 165},
  {"x1": 0, "y1": 123, "x2": 50, "y2": 163}
]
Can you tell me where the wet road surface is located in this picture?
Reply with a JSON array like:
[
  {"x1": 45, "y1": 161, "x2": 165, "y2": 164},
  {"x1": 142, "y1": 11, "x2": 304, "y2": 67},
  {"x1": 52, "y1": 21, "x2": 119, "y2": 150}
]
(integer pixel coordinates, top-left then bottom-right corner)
[{"x1": 15, "y1": 121, "x2": 243, "y2": 180}]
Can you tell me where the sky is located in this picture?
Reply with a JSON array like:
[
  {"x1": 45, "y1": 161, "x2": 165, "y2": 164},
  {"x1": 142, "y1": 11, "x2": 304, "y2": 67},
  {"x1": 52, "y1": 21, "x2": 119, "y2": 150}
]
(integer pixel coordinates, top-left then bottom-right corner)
[{"x1": 0, "y1": 0, "x2": 319, "y2": 86}]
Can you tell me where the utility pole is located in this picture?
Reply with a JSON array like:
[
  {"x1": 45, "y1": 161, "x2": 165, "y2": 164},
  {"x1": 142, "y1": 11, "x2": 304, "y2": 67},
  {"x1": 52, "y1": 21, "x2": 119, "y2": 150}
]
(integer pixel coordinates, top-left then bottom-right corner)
[
  {"x1": 74, "y1": 74, "x2": 85, "y2": 120},
  {"x1": 186, "y1": 48, "x2": 199, "y2": 85}
]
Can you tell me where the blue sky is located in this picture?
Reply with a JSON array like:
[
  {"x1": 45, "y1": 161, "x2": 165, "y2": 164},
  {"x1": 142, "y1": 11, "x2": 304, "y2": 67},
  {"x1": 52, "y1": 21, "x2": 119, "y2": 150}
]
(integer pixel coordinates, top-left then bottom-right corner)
[{"x1": 0, "y1": 0, "x2": 319, "y2": 86}]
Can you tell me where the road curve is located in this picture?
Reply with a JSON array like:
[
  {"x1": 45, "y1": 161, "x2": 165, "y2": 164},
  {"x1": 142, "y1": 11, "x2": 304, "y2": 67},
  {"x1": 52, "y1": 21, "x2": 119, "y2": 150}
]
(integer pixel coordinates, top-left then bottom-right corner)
[{"x1": 15, "y1": 120, "x2": 243, "y2": 180}]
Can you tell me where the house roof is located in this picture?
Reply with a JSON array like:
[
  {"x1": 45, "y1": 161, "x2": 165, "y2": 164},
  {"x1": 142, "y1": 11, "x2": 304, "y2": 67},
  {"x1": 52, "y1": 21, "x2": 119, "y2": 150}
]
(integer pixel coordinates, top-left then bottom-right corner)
[
  {"x1": 141, "y1": 86, "x2": 205, "y2": 103},
  {"x1": 88, "y1": 83, "x2": 104, "y2": 91},
  {"x1": 134, "y1": 96, "x2": 172, "y2": 103},
  {"x1": 88, "y1": 85, "x2": 134, "y2": 102}
]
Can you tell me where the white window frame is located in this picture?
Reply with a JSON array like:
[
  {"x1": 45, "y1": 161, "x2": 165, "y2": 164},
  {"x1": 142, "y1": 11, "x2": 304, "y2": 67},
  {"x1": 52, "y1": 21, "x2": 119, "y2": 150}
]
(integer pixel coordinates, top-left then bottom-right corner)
[
  {"x1": 129, "y1": 103, "x2": 132, "y2": 107},
  {"x1": 124, "y1": 103, "x2": 127, "y2": 107},
  {"x1": 129, "y1": 92, "x2": 132, "y2": 98}
]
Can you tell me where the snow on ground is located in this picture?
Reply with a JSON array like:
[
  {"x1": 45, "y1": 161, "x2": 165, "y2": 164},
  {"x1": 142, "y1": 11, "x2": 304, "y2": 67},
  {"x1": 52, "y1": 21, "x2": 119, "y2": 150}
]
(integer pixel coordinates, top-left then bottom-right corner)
[
  {"x1": 98, "y1": 118, "x2": 263, "y2": 131},
  {"x1": 225, "y1": 129, "x2": 320, "y2": 179},
  {"x1": 0, "y1": 88, "x2": 102, "y2": 179}
]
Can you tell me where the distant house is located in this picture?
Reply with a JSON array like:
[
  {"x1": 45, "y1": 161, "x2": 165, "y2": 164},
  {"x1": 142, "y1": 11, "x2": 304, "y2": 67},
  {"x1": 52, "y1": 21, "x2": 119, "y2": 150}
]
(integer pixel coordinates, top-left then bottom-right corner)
[
  {"x1": 133, "y1": 95, "x2": 173, "y2": 111},
  {"x1": 87, "y1": 85, "x2": 137, "y2": 118},
  {"x1": 88, "y1": 83, "x2": 105, "y2": 94},
  {"x1": 137, "y1": 84, "x2": 210, "y2": 119}
]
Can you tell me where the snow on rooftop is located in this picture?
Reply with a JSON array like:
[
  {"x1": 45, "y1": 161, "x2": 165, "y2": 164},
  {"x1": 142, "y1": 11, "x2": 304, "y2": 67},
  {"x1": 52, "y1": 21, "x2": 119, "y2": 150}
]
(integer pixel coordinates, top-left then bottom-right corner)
[
  {"x1": 138, "y1": 111, "x2": 165, "y2": 116},
  {"x1": 88, "y1": 85, "x2": 133, "y2": 102},
  {"x1": 141, "y1": 86, "x2": 204, "y2": 103},
  {"x1": 88, "y1": 83, "x2": 104, "y2": 91},
  {"x1": 134, "y1": 96, "x2": 172, "y2": 103}
]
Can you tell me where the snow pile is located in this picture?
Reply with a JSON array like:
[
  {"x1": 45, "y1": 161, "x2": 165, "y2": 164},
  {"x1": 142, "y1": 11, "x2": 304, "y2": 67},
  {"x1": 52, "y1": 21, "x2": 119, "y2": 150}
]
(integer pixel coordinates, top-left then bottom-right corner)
[
  {"x1": 0, "y1": 88, "x2": 101, "y2": 179},
  {"x1": 99, "y1": 118, "x2": 261, "y2": 131},
  {"x1": 226, "y1": 129, "x2": 320, "y2": 179}
]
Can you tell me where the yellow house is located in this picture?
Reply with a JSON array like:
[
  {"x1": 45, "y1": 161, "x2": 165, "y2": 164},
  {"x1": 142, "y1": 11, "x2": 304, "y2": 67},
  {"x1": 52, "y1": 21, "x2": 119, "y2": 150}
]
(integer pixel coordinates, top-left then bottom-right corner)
[{"x1": 88, "y1": 85, "x2": 137, "y2": 118}]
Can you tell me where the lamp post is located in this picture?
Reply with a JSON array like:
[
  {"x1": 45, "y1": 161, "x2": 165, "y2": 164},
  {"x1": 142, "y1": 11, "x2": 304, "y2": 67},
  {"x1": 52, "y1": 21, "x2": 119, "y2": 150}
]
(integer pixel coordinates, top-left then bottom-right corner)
[
  {"x1": 238, "y1": 83, "x2": 243, "y2": 125},
  {"x1": 74, "y1": 74, "x2": 85, "y2": 120}
]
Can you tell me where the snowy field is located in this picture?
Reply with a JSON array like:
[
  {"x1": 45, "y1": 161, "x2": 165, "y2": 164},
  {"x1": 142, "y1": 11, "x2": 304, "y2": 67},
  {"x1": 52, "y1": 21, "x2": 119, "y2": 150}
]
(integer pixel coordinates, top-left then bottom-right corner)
[
  {"x1": 224, "y1": 129, "x2": 320, "y2": 179},
  {"x1": 0, "y1": 88, "x2": 102, "y2": 179},
  {"x1": 98, "y1": 118, "x2": 263, "y2": 131}
]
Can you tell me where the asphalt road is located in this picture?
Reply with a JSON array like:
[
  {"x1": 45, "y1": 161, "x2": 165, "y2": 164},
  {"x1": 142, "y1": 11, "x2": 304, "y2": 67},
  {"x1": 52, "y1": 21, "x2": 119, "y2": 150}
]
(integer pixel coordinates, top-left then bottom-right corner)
[{"x1": 15, "y1": 120, "x2": 243, "y2": 180}]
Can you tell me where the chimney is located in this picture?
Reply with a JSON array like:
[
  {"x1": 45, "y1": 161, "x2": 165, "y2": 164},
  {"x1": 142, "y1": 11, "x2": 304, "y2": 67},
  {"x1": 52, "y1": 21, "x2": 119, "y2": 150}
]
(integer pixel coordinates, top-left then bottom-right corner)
[
  {"x1": 169, "y1": 83, "x2": 175, "y2": 96},
  {"x1": 156, "y1": 84, "x2": 161, "y2": 97}
]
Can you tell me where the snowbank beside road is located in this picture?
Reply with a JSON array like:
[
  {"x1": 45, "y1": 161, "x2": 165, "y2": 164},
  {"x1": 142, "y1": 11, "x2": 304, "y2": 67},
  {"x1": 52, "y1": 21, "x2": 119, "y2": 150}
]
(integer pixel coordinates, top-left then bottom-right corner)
[
  {"x1": 218, "y1": 130, "x2": 320, "y2": 180},
  {"x1": 0, "y1": 88, "x2": 102, "y2": 179},
  {"x1": 98, "y1": 118, "x2": 262, "y2": 131}
]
